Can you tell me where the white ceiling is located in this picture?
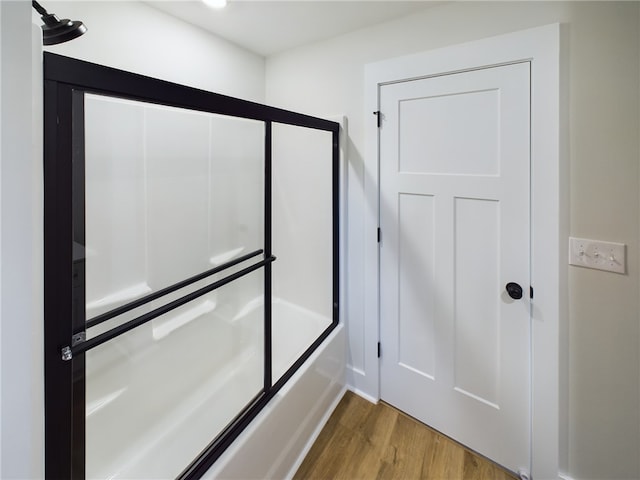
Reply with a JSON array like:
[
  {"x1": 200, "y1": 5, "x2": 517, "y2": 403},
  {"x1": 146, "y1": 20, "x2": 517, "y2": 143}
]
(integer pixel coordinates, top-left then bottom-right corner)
[{"x1": 145, "y1": 1, "x2": 439, "y2": 57}]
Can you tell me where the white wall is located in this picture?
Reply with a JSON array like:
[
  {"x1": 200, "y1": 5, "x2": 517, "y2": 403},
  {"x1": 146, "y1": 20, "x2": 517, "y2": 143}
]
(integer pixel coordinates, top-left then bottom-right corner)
[
  {"x1": 265, "y1": 2, "x2": 640, "y2": 479},
  {"x1": 0, "y1": 3, "x2": 44, "y2": 479},
  {"x1": 42, "y1": 1, "x2": 265, "y2": 102}
]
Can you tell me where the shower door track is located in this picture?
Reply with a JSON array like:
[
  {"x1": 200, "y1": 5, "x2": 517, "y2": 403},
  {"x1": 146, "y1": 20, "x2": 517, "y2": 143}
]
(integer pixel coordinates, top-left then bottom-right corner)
[{"x1": 43, "y1": 52, "x2": 340, "y2": 480}]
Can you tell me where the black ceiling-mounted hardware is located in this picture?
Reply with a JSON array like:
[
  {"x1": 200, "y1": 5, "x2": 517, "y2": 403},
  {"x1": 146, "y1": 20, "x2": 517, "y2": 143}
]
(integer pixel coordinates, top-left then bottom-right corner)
[{"x1": 32, "y1": 0, "x2": 87, "y2": 45}]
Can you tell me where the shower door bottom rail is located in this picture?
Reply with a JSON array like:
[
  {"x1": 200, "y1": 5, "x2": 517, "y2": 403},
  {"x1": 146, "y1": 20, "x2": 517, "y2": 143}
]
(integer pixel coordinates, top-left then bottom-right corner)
[{"x1": 62, "y1": 255, "x2": 276, "y2": 360}]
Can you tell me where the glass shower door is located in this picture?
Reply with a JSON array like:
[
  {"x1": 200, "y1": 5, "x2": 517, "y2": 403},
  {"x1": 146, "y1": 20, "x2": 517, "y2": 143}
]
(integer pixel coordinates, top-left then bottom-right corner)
[
  {"x1": 43, "y1": 52, "x2": 339, "y2": 480},
  {"x1": 79, "y1": 94, "x2": 267, "y2": 479}
]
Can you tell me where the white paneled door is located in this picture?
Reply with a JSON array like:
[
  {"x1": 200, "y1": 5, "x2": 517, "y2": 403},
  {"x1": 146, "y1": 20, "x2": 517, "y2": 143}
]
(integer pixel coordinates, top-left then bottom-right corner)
[{"x1": 379, "y1": 63, "x2": 531, "y2": 472}]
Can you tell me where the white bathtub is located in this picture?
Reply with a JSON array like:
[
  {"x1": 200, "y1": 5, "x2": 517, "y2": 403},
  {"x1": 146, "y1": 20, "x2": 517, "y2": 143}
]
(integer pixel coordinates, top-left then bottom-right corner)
[
  {"x1": 203, "y1": 322, "x2": 345, "y2": 480},
  {"x1": 85, "y1": 296, "x2": 345, "y2": 479}
]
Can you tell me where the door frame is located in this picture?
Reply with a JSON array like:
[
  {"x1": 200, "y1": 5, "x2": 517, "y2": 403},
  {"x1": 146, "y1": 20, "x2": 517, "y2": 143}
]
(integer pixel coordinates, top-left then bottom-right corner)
[{"x1": 361, "y1": 24, "x2": 565, "y2": 479}]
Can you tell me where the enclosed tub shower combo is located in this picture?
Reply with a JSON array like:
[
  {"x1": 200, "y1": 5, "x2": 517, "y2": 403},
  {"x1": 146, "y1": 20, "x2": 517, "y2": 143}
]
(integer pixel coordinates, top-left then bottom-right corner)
[{"x1": 43, "y1": 53, "x2": 341, "y2": 479}]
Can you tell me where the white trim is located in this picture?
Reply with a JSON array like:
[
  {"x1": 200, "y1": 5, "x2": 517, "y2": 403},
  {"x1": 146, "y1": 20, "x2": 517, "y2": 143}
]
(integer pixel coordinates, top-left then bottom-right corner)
[
  {"x1": 346, "y1": 385, "x2": 378, "y2": 405},
  {"x1": 362, "y1": 24, "x2": 564, "y2": 479}
]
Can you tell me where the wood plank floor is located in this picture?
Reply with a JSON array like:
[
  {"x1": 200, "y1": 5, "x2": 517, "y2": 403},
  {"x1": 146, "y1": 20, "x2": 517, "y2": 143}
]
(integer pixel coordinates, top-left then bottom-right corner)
[{"x1": 294, "y1": 391, "x2": 517, "y2": 480}]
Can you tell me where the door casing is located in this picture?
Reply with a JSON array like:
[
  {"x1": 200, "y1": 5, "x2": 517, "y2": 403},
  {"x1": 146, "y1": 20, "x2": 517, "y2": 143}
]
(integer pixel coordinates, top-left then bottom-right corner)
[{"x1": 359, "y1": 24, "x2": 565, "y2": 480}]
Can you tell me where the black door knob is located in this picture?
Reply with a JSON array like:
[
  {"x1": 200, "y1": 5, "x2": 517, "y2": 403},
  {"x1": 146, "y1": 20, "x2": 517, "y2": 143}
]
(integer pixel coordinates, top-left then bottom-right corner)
[{"x1": 506, "y1": 282, "x2": 523, "y2": 300}]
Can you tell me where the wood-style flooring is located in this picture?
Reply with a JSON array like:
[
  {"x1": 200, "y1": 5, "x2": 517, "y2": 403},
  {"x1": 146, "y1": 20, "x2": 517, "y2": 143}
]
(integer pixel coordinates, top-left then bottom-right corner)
[{"x1": 294, "y1": 391, "x2": 517, "y2": 480}]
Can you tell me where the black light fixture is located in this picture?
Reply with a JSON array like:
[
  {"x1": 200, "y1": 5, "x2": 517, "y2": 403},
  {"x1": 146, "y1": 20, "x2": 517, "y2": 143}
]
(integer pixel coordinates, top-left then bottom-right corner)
[{"x1": 32, "y1": 1, "x2": 87, "y2": 45}]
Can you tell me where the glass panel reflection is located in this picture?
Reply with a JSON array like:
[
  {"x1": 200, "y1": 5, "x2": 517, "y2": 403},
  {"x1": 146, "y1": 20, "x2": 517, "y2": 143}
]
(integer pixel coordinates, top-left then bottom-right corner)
[{"x1": 84, "y1": 94, "x2": 264, "y2": 320}]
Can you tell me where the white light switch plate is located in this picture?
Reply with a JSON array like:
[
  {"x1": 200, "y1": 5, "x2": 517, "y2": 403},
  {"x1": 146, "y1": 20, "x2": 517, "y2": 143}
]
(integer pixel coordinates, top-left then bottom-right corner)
[{"x1": 569, "y1": 237, "x2": 626, "y2": 274}]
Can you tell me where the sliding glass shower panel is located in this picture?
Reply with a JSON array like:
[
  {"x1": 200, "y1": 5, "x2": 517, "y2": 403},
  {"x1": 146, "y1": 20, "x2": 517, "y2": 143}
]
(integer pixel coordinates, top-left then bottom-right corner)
[
  {"x1": 44, "y1": 54, "x2": 339, "y2": 478},
  {"x1": 271, "y1": 123, "x2": 334, "y2": 381},
  {"x1": 83, "y1": 95, "x2": 146, "y2": 319},
  {"x1": 84, "y1": 95, "x2": 264, "y2": 320},
  {"x1": 81, "y1": 93, "x2": 267, "y2": 478},
  {"x1": 84, "y1": 270, "x2": 264, "y2": 479}
]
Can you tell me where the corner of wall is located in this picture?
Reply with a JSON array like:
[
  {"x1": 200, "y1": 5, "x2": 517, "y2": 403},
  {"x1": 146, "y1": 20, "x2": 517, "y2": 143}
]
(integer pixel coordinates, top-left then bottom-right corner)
[
  {"x1": 558, "y1": 20, "x2": 571, "y2": 478},
  {"x1": 0, "y1": 3, "x2": 3, "y2": 472},
  {"x1": 42, "y1": 2, "x2": 266, "y2": 103},
  {"x1": 0, "y1": 3, "x2": 44, "y2": 479},
  {"x1": 31, "y1": 21, "x2": 45, "y2": 480}
]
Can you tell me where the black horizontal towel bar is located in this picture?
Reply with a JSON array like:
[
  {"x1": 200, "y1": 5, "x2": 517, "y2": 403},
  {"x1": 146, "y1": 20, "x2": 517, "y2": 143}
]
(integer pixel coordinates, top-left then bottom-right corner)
[
  {"x1": 86, "y1": 249, "x2": 264, "y2": 329},
  {"x1": 65, "y1": 255, "x2": 276, "y2": 359}
]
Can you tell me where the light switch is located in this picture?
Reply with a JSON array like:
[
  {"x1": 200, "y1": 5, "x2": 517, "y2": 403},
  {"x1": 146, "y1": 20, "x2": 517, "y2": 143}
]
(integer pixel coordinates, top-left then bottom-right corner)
[{"x1": 569, "y1": 237, "x2": 626, "y2": 274}]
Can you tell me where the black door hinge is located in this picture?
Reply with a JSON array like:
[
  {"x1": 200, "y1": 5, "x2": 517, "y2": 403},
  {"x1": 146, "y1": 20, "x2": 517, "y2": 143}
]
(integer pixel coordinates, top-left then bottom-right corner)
[
  {"x1": 373, "y1": 111, "x2": 381, "y2": 128},
  {"x1": 530, "y1": 286, "x2": 534, "y2": 299},
  {"x1": 377, "y1": 342, "x2": 381, "y2": 358},
  {"x1": 377, "y1": 228, "x2": 381, "y2": 243}
]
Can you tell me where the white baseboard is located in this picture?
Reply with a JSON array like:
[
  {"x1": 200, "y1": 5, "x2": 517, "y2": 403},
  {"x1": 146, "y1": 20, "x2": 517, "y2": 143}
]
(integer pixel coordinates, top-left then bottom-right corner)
[{"x1": 347, "y1": 384, "x2": 378, "y2": 404}]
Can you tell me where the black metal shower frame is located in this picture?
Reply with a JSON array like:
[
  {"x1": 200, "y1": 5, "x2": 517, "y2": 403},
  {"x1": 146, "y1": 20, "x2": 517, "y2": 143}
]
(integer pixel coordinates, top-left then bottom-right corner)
[{"x1": 43, "y1": 52, "x2": 340, "y2": 480}]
